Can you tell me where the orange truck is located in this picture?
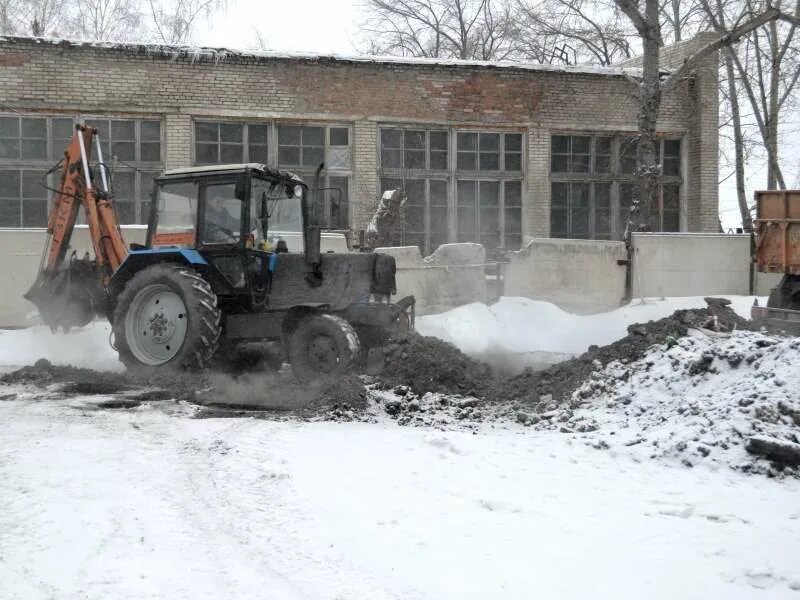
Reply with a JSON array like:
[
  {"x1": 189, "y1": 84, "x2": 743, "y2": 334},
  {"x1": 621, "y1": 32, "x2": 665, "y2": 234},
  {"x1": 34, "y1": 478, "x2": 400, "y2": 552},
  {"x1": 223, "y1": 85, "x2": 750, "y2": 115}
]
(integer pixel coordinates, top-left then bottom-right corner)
[{"x1": 751, "y1": 190, "x2": 800, "y2": 329}]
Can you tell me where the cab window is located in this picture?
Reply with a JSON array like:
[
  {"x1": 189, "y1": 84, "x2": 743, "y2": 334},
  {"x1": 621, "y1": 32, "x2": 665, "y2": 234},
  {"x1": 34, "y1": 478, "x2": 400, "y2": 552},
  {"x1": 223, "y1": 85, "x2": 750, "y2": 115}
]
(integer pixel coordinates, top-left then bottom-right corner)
[
  {"x1": 251, "y1": 178, "x2": 303, "y2": 251},
  {"x1": 153, "y1": 180, "x2": 197, "y2": 247},
  {"x1": 201, "y1": 182, "x2": 243, "y2": 245}
]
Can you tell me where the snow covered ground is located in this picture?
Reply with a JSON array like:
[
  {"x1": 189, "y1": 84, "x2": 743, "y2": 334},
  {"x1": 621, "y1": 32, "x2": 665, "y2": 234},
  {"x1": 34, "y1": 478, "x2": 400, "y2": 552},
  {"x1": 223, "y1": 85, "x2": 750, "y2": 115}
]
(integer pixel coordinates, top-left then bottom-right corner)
[
  {"x1": 417, "y1": 295, "x2": 763, "y2": 372},
  {"x1": 2, "y1": 295, "x2": 799, "y2": 599},
  {"x1": 1, "y1": 393, "x2": 799, "y2": 600}
]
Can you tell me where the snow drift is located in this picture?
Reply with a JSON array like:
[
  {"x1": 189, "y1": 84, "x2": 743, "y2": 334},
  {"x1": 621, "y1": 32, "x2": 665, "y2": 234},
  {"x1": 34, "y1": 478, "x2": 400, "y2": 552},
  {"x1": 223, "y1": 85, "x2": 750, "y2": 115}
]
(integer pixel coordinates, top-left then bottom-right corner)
[{"x1": 416, "y1": 295, "x2": 763, "y2": 372}]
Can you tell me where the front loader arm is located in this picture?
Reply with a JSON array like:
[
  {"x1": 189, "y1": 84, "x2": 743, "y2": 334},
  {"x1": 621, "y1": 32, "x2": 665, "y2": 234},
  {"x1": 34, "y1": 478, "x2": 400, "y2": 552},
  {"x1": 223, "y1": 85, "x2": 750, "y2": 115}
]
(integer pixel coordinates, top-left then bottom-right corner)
[{"x1": 25, "y1": 124, "x2": 129, "y2": 329}]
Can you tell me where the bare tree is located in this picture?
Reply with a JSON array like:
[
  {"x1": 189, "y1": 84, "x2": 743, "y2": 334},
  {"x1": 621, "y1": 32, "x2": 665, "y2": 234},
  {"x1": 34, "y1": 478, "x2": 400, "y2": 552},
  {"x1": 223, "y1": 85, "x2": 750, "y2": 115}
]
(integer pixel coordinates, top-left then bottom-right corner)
[
  {"x1": 514, "y1": 0, "x2": 635, "y2": 65},
  {"x1": 721, "y1": 48, "x2": 753, "y2": 229},
  {"x1": 360, "y1": 0, "x2": 519, "y2": 60},
  {"x1": 659, "y1": 0, "x2": 706, "y2": 42},
  {"x1": 72, "y1": 0, "x2": 142, "y2": 41},
  {"x1": 251, "y1": 27, "x2": 269, "y2": 51},
  {"x1": 0, "y1": 0, "x2": 72, "y2": 36},
  {"x1": 702, "y1": 0, "x2": 800, "y2": 191},
  {"x1": 613, "y1": 0, "x2": 788, "y2": 229},
  {"x1": 147, "y1": 0, "x2": 223, "y2": 45}
]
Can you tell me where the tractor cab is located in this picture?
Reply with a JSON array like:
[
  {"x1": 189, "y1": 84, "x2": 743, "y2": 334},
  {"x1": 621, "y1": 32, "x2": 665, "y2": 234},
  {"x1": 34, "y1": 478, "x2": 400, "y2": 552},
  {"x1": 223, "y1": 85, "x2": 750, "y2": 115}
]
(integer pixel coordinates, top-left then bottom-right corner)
[
  {"x1": 139, "y1": 163, "x2": 324, "y2": 308},
  {"x1": 149, "y1": 163, "x2": 309, "y2": 254}
]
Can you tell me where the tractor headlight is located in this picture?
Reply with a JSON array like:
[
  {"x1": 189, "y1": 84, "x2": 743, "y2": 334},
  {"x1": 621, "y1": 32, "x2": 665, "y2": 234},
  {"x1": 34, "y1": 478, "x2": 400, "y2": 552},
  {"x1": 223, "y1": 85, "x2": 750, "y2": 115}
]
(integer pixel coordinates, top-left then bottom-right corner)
[{"x1": 293, "y1": 185, "x2": 303, "y2": 198}]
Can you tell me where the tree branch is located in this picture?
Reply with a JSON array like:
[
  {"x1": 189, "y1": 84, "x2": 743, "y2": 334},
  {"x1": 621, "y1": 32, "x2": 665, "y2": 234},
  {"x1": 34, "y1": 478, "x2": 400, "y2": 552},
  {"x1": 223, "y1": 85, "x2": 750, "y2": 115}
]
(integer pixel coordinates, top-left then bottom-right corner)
[{"x1": 662, "y1": 6, "x2": 781, "y2": 90}]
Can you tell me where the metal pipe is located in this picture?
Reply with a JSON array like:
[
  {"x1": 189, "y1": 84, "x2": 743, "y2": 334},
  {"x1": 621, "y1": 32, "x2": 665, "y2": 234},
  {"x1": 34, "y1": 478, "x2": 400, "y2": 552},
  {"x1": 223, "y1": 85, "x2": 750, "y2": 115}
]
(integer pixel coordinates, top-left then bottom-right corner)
[
  {"x1": 94, "y1": 135, "x2": 109, "y2": 193},
  {"x1": 77, "y1": 127, "x2": 93, "y2": 191}
]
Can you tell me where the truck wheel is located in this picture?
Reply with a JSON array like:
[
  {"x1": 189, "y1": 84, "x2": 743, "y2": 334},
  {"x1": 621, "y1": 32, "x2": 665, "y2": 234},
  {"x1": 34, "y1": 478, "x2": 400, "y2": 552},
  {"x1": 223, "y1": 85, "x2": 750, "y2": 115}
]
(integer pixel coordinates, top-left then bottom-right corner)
[
  {"x1": 113, "y1": 263, "x2": 221, "y2": 371},
  {"x1": 288, "y1": 314, "x2": 361, "y2": 379}
]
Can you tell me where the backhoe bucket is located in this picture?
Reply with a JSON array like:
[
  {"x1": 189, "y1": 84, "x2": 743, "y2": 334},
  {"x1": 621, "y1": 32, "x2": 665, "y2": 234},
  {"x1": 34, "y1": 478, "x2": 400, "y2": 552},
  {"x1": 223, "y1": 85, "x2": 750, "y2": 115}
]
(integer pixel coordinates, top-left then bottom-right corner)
[{"x1": 24, "y1": 259, "x2": 106, "y2": 331}]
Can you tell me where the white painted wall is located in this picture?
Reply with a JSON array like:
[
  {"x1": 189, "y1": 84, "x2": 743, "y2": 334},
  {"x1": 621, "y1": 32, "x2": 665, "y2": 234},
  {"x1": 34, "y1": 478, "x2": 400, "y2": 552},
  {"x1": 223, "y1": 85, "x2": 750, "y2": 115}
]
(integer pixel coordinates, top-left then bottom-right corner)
[
  {"x1": 631, "y1": 233, "x2": 751, "y2": 298},
  {"x1": 0, "y1": 226, "x2": 148, "y2": 328},
  {"x1": 504, "y1": 238, "x2": 628, "y2": 313}
]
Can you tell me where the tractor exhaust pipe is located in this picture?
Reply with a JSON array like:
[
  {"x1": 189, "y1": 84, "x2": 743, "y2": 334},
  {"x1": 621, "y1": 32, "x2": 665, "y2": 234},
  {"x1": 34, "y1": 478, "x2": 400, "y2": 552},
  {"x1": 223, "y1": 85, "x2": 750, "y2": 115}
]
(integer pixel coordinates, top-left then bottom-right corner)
[{"x1": 303, "y1": 163, "x2": 325, "y2": 287}]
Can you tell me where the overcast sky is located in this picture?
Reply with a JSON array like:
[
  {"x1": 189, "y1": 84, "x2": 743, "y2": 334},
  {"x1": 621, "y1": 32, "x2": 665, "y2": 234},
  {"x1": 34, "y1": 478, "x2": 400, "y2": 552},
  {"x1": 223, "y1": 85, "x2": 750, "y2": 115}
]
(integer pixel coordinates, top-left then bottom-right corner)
[
  {"x1": 194, "y1": 0, "x2": 798, "y2": 231},
  {"x1": 198, "y1": 0, "x2": 363, "y2": 55}
]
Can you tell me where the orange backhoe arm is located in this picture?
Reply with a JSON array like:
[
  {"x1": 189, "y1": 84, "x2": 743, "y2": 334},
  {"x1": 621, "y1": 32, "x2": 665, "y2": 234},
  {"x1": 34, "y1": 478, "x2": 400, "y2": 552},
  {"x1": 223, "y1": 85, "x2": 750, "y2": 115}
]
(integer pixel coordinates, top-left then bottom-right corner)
[
  {"x1": 44, "y1": 124, "x2": 128, "y2": 281},
  {"x1": 25, "y1": 124, "x2": 129, "y2": 329}
]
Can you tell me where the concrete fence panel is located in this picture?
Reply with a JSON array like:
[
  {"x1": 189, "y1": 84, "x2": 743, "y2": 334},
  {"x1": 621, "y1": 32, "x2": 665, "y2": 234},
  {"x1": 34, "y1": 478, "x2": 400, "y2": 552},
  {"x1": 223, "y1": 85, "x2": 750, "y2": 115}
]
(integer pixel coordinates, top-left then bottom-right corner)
[
  {"x1": 754, "y1": 271, "x2": 781, "y2": 297},
  {"x1": 631, "y1": 233, "x2": 751, "y2": 298},
  {"x1": 504, "y1": 238, "x2": 628, "y2": 313},
  {"x1": 0, "y1": 226, "x2": 148, "y2": 327},
  {"x1": 375, "y1": 243, "x2": 487, "y2": 316}
]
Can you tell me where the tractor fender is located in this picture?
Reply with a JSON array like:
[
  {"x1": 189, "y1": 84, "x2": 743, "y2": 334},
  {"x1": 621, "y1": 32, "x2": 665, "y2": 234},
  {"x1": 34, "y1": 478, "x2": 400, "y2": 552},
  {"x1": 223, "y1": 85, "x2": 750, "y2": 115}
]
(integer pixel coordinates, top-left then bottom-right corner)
[
  {"x1": 109, "y1": 248, "x2": 208, "y2": 301},
  {"x1": 280, "y1": 303, "x2": 331, "y2": 340}
]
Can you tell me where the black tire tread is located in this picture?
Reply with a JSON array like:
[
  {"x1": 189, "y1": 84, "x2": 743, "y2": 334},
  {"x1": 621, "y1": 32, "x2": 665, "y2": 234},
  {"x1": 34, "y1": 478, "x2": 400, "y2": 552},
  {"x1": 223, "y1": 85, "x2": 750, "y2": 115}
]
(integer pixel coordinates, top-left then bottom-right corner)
[
  {"x1": 288, "y1": 313, "x2": 361, "y2": 379},
  {"x1": 112, "y1": 263, "x2": 222, "y2": 372}
]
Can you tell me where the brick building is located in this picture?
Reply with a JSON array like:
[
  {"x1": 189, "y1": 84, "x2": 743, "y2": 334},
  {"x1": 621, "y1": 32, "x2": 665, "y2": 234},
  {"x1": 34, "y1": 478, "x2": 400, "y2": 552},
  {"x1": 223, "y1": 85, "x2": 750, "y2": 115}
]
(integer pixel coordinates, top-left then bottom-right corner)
[{"x1": 0, "y1": 36, "x2": 718, "y2": 254}]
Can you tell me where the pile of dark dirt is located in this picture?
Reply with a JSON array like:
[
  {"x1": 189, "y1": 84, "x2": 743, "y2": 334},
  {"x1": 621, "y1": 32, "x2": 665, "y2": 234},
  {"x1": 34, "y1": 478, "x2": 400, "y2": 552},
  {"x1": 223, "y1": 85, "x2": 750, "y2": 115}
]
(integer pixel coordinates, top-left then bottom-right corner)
[
  {"x1": 1, "y1": 299, "x2": 755, "y2": 419},
  {"x1": 380, "y1": 333, "x2": 493, "y2": 398},
  {"x1": 494, "y1": 298, "x2": 755, "y2": 407},
  {"x1": 1, "y1": 358, "x2": 136, "y2": 392}
]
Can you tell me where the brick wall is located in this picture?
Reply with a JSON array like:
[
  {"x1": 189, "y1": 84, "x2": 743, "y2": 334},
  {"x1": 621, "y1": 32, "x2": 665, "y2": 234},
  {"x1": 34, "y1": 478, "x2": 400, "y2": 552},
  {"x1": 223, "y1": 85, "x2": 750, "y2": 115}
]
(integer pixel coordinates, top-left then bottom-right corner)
[{"x1": 0, "y1": 37, "x2": 719, "y2": 237}]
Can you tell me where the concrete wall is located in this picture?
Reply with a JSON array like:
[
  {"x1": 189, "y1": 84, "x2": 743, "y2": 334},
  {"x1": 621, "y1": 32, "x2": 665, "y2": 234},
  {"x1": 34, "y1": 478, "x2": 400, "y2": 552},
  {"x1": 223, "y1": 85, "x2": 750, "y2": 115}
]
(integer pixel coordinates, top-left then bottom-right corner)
[
  {"x1": 631, "y1": 233, "x2": 751, "y2": 297},
  {"x1": 755, "y1": 271, "x2": 782, "y2": 297},
  {"x1": 375, "y1": 243, "x2": 487, "y2": 316},
  {"x1": 0, "y1": 226, "x2": 148, "y2": 327},
  {"x1": 504, "y1": 238, "x2": 628, "y2": 313}
]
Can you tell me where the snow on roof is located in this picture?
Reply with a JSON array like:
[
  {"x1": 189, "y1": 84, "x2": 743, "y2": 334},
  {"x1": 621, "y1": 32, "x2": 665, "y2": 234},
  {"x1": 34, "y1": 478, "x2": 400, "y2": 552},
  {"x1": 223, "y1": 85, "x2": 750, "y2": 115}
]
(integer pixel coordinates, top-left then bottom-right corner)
[{"x1": 0, "y1": 35, "x2": 644, "y2": 79}]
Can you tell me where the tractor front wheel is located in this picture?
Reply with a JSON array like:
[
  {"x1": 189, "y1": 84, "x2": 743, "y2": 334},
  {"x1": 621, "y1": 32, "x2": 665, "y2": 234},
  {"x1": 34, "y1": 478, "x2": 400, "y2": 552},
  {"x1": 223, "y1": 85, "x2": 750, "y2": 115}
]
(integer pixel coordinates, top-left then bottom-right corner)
[
  {"x1": 113, "y1": 263, "x2": 221, "y2": 372},
  {"x1": 288, "y1": 314, "x2": 361, "y2": 379}
]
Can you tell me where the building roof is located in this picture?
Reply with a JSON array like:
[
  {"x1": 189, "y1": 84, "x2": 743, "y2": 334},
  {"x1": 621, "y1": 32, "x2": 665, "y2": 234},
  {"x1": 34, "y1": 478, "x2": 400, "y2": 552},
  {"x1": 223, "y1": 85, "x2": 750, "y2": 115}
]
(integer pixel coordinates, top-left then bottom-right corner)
[{"x1": 0, "y1": 35, "x2": 645, "y2": 79}]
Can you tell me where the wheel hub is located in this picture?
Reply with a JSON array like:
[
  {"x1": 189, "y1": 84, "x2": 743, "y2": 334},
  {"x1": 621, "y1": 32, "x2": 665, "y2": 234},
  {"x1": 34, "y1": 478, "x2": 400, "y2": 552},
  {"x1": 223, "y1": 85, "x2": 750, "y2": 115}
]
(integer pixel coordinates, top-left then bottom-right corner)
[
  {"x1": 124, "y1": 283, "x2": 188, "y2": 366},
  {"x1": 308, "y1": 335, "x2": 340, "y2": 373},
  {"x1": 148, "y1": 312, "x2": 174, "y2": 342}
]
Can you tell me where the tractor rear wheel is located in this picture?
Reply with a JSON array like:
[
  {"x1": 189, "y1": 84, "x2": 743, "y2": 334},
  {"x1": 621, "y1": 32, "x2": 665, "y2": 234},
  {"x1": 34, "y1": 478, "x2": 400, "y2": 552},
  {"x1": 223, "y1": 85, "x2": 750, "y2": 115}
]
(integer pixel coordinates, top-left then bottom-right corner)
[
  {"x1": 112, "y1": 263, "x2": 221, "y2": 371},
  {"x1": 288, "y1": 314, "x2": 361, "y2": 379}
]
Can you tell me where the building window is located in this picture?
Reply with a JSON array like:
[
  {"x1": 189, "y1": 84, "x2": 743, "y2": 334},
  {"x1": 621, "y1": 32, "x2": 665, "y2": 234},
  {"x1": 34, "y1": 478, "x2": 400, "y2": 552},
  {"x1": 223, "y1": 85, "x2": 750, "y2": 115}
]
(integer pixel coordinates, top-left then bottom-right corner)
[
  {"x1": 380, "y1": 177, "x2": 448, "y2": 251},
  {"x1": 193, "y1": 120, "x2": 352, "y2": 229},
  {"x1": 84, "y1": 118, "x2": 163, "y2": 224},
  {"x1": 0, "y1": 169, "x2": 48, "y2": 227},
  {"x1": 457, "y1": 132, "x2": 523, "y2": 172},
  {"x1": 455, "y1": 131, "x2": 523, "y2": 252},
  {"x1": 379, "y1": 126, "x2": 524, "y2": 255},
  {"x1": 550, "y1": 134, "x2": 683, "y2": 239},
  {"x1": 278, "y1": 125, "x2": 324, "y2": 168},
  {"x1": 85, "y1": 118, "x2": 162, "y2": 164},
  {"x1": 0, "y1": 114, "x2": 164, "y2": 227},
  {"x1": 277, "y1": 123, "x2": 352, "y2": 229},
  {"x1": 194, "y1": 121, "x2": 268, "y2": 165},
  {"x1": 455, "y1": 180, "x2": 522, "y2": 251},
  {"x1": 380, "y1": 128, "x2": 449, "y2": 171}
]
